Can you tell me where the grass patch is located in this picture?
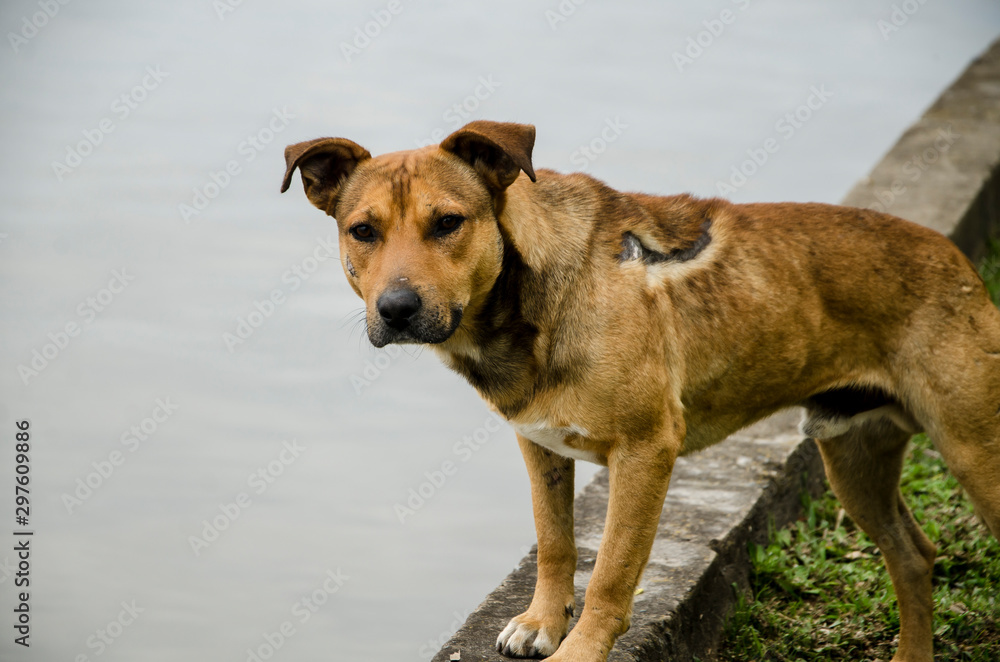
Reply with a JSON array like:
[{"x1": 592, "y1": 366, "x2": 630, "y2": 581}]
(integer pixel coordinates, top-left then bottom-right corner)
[
  {"x1": 717, "y1": 436, "x2": 1000, "y2": 661},
  {"x1": 982, "y1": 237, "x2": 1000, "y2": 305},
  {"x1": 715, "y1": 241, "x2": 1000, "y2": 661}
]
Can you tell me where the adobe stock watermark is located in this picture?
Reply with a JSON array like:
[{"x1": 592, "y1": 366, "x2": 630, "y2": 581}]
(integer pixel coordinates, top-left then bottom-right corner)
[
  {"x1": 350, "y1": 344, "x2": 408, "y2": 395},
  {"x1": 179, "y1": 107, "x2": 295, "y2": 222},
  {"x1": 415, "y1": 75, "x2": 502, "y2": 148},
  {"x1": 61, "y1": 398, "x2": 179, "y2": 515},
  {"x1": 51, "y1": 65, "x2": 168, "y2": 182},
  {"x1": 243, "y1": 568, "x2": 349, "y2": 662},
  {"x1": 213, "y1": 0, "x2": 247, "y2": 20},
  {"x1": 394, "y1": 412, "x2": 505, "y2": 523},
  {"x1": 340, "y1": 0, "x2": 404, "y2": 63},
  {"x1": 17, "y1": 268, "x2": 135, "y2": 385},
  {"x1": 223, "y1": 235, "x2": 338, "y2": 353},
  {"x1": 673, "y1": 0, "x2": 752, "y2": 73},
  {"x1": 7, "y1": 0, "x2": 72, "y2": 54},
  {"x1": 75, "y1": 600, "x2": 144, "y2": 659},
  {"x1": 569, "y1": 117, "x2": 628, "y2": 172},
  {"x1": 188, "y1": 439, "x2": 305, "y2": 556},
  {"x1": 544, "y1": 0, "x2": 587, "y2": 31},
  {"x1": 867, "y1": 125, "x2": 959, "y2": 213},
  {"x1": 877, "y1": 0, "x2": 932, "y2": 41},
  {"x1": 418, "y1": 610, "x2": 471, "y2": 659},
  {"x1": 715, "y1": 84, "x2": 834, "y2": 196}
]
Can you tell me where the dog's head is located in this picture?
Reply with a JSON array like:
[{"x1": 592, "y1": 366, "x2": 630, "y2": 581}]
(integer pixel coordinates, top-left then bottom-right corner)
[{"x1": 281, "y1": 121, "x2": 536, "y2": 348}]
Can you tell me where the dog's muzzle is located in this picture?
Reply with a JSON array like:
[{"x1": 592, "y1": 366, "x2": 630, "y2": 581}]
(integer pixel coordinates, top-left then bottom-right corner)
[{"x1": 369, "y1": 287, "x2": 463, "y2": 347}]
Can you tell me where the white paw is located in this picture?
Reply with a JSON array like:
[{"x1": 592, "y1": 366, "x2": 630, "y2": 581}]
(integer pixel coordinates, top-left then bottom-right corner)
[{"x1": 496, "y1": 615, "x2": 561, "y2": 658}]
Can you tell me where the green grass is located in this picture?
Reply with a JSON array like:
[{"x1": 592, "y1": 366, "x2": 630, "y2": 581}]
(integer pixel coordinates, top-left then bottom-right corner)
[
  {"x1": 982, "y1": 238, "x2": 1000, "y2": 305},
  {"x1": 715, "y1": 240, "x2": 1000, "y2": 661}
]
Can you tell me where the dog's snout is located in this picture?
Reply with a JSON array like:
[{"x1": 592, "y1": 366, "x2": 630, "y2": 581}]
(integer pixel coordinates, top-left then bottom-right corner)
[{"x1": 377, "y1": 288, "x2": 422, "y2": 329}]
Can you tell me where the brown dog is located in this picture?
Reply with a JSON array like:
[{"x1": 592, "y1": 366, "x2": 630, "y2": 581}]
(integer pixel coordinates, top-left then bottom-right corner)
[{"x1": 281, "y1": 121, "x2": 1000, "y2": 662}]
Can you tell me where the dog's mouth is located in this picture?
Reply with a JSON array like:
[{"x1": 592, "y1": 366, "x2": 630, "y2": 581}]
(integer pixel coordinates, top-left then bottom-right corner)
[{"x1": 367, "y1": 299, "x2": 464, "y2": 348}]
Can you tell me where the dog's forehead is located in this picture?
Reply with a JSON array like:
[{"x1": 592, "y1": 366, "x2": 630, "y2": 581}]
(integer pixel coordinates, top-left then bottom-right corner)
[{"x1": 338, "y1": 147, "x2": 491, "y2": 219}]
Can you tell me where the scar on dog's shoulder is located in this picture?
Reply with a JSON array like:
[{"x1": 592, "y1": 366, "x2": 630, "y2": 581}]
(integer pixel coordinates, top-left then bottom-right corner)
[
  {"x1": 619, "y1": 221, "x2": 712, "y2": 265},
  {"x1": 617, "y1": 194, "x2": 724, "y2": 266}
]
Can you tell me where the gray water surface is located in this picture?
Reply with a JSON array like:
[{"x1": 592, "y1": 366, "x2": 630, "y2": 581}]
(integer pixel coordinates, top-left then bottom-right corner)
[{"x1": 1, "y1": 1, "x2": 998, "y2": 660}]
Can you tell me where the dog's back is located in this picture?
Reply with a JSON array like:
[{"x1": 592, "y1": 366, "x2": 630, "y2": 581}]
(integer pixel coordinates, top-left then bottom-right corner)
[{"x1": 632, "y1": 198, "x2": 997, "y2": 445}]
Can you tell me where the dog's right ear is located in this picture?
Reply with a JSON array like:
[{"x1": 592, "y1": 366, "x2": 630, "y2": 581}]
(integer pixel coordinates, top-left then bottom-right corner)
[{"x1": 281, "y1": 138, "x2": 371, "y2": 215}]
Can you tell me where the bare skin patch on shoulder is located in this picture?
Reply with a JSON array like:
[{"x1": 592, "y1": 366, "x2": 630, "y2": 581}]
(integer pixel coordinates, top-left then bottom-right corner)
[
  {"x1": 618, "y1": 219, "x2": 713, "y2": 265},
  {"x1": 618, "y1": 218, "x2": 716, "y2": 292}
]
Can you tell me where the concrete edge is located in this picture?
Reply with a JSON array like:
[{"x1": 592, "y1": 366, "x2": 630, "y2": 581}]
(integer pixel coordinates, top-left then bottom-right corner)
[
  {"x1": 842, "y1": 37, "x2": 1000, "y2": 261},
  {"x1": 611, "y1": 437, "x2": 825, "y2": 662},
  {"x1": 432, "y1": 36, "x2": 1000, "y2": 662}
]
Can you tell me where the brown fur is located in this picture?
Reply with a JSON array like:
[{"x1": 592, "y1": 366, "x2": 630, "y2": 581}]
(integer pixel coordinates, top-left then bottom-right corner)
[{"x1": 282, "y1": 121, "x2": 1000, "y2": 662}]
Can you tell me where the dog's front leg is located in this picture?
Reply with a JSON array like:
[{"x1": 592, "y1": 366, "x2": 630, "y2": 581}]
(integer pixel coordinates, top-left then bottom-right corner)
[
  {"x1": 496, "y1": 434, "x2": 577, "y2": 658},
  {"x1": 546, "y1": 423, "x2": 680, "y2": 662}
]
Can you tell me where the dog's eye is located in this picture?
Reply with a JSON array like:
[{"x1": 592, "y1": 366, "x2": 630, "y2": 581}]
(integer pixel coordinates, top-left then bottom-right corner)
[
  {"x1": 350, "y1": 224, "x2": 376, "y2": 242},
  {"x1": 434, "y1": 215, "x2": 465, "y2": 237}
]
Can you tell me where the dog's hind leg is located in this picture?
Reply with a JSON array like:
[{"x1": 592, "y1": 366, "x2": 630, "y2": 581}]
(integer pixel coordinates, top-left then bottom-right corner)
[
  {"x1": 814, "y1": 419, "x2": 935, "y2": 662},
  {"x1": 905, "y1": 300, "x2": 1000, "y2": 539},
  {"x1": 938, "y1": 340, "x2": 1000, "y2": 540},
  {"x1": 926, "y1": 405, "x2": 1000, "y2": 541}
]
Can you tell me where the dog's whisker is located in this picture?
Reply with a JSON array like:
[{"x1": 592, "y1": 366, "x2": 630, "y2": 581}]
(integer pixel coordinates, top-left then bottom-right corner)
[
  {"x1": 350, "y1": 319, "x2": 369, "y2": 351},
  {"x1": 338, "y1": 308, "x2": 367, "y2": 331}
]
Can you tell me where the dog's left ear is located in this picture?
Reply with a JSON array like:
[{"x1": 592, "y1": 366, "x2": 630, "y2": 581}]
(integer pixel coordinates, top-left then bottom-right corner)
[
  {"x1": 281, "y1": 137, "x2": 372, "y2": 215},
  {"x1": 440, "y1": 121, "x2": 537, "y2": 192}
]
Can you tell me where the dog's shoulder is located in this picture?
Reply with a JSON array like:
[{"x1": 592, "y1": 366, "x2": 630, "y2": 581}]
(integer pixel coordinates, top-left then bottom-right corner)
[
  {"x1": 616, "y1": 192, "x2": 729, "y2": 266},
  {"x1": 506, "y1": 171, "x2": 734, "y2": 269}
]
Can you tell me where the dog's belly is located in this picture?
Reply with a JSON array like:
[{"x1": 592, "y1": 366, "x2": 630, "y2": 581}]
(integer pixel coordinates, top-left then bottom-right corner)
[{"x1": 512, "y1": 421, "x2": 603, "y2": 464}]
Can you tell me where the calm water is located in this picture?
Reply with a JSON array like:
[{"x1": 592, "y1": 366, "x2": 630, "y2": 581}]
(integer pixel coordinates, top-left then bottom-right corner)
[{"x1": 1, "y1": 1, "x2": 998, "y2": 660}]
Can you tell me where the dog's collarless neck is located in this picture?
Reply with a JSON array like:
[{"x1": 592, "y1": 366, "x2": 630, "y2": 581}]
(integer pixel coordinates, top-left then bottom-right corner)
[{"x1": 441, "y1": 246, "x2": 539, "y2": 418}]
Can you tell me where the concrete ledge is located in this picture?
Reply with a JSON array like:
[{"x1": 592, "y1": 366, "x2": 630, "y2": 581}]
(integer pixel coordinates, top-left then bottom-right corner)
[
  {"x1": 842, "y1": 37, "x2": 1000, "y2": 260},
  {"x1": 433, "y1": 36, "x2": 1000, "y2": 662}
]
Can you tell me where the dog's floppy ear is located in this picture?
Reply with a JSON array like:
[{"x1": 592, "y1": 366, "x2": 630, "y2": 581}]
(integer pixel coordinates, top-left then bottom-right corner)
[
  {"x1": 440, "y1": 121, "x2": 537, "y2": 192},
  {"x1": 281, "y1": 138, "x2": 371, "y2": 215}
]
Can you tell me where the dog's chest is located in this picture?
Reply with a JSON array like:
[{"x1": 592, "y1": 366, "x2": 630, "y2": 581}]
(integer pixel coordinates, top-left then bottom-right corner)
[{"x1": 512, "y1": 421, "x2": 601, "y2": 464}]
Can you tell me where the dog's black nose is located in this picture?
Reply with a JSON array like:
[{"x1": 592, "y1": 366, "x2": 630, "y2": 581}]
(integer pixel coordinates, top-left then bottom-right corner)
[{"x1": 377, "y1": 288, "x2": 422, "y2": 329}]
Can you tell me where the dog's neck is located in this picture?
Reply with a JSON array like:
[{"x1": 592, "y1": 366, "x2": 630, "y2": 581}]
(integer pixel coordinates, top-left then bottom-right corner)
[
  {"x1": 433, "y1": 171, "x2": 717, "y2": 419},
  {"x1": 433, "y1": 240, "x2": 542, "y2": 418},
  {"x1": 434, "y1": 171, "x2": 597, "y2": 418}
]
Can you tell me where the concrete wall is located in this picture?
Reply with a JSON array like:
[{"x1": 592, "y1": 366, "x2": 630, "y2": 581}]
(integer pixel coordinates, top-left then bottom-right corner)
[
  {"x1": 433, "y1": 36, "x2": 1000, "y2": 662},
  {"x1": 843, "y1": 38, "x2": 1000, "y2": 260}
]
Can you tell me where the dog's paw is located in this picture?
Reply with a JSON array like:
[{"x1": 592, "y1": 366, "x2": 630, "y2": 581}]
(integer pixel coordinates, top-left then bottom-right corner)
[{"x1": 495, "y1": 612, "x2": 567, "y2": 659}]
